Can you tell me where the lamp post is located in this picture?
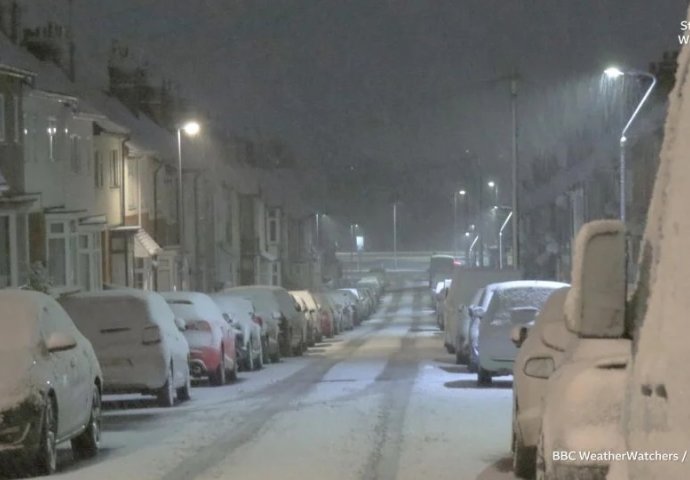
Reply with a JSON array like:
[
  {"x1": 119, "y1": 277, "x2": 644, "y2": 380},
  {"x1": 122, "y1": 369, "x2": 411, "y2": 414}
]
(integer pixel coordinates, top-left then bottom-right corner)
[
  {"x1": 453, "y1": 190, "x2": 466, "y2": 257},
  {"x1": 487, "y1": 181, "x2": 498, "y2": 206},
  {"x1": 393, "y1": 202, "x2": 398, "y2": 269},
  {"x1": 604, "y1": 67, "x2": 657, "y2": 222},
  {"x1": 176, "y1": 121, "x2": 200, "y2": 288}
]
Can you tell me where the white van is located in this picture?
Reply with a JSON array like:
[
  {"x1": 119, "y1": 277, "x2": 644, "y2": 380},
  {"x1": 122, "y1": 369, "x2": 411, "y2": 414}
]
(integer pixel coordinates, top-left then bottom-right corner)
[
  {"x1": 60, "y1": 290, "x2": 191, "y2": 407},
  {"x1": 443, "y1": 267, "x2": 521, "y2": 364}
]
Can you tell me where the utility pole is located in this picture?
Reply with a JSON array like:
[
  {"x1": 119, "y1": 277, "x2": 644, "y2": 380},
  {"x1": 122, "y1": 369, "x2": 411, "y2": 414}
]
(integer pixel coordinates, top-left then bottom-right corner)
[
  {"x1": 453, "y1": 193, "x2": 457, "y2": 256},
  {"x1": 511, "y1": 72, "x2": 520, "y2": 268},
  {"x1": 393, "y1": 202, "x2": 398, "y2": 270}
]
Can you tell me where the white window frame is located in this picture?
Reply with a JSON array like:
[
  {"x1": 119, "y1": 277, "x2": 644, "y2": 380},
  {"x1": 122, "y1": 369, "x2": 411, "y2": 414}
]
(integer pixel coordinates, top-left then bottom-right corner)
[
  {"x1": 110, "y1": 149, "x2": 121, "y2": 187},
  {"x1": 13, "y1": 95, "x2": 19, "y2": 144},
  {"x1": 46, "y1": 218, "x2": 78, "y2": 288},
  {"x1": 0, "y1": 212, "x2": 19, "y2": 287},
  {"x1": 0, "y1": 94, "x2": 6, "y2": 143},
  {"x1": 70, "y1": 135, "x2": 81, "y2": 173},
  {"x1": 267, "y1": 208, "x2": 280, "y2": 245},
  {"x1": 77, "y1": 230, "x2": 103, "y2": 291},
  {"x1": 94, "y1": 151, "x2": 104, "y2": 188}
]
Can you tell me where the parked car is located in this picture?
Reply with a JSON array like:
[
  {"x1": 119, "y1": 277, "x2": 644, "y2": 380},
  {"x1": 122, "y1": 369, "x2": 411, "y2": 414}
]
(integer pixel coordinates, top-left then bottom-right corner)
[
  {"x1": 60, "y1": 290, "x2": 191, "y2": 407},
  {"x1": 224, "y1": 286, "x2": 306, "y2": 360},
  {"x1": 290, "y1": 290, "x2": 323, "y2": 345},
  {"x1": 434, "y1": 278, "x2": 452, "y2": 329},
  {"x1": 339, "y1": 288, "x2": 367, "y2": 324},
  {"x1": 357, "y1": 276, "x2": 384, "y2": 298},
  {"x1": 475, "y1": 280, "x2": 568, "y2": 385},
  {"x1": 334, "y1": 289, "x2": 359, "y2": 329},
  {"x1": 536, "y1": 222, "x2": 630, "y2": 480},
  {"x1": 510, "y1": 286, "x2": 571, "y2": 478},
  {"x1": 312, "y1": 292, "x2": 336, "y2": 338},
  {"x1": 324, "y1": 291, "x2": 352, "y2": 332},
  {"x1": 210, "y1": 293, "x2": 264, "y2": 371},
  {"x1": 443, "y1": 267, "x2": 521, "y2": 364},
  {"x1": 0, "y1": 290, "x2": 103, "y2": 476},
  {"x1": 161, "y1": 292, "x2": 239, "y2": 385},
  {"x1": 428, "y1": 254, "x2": 457, "y2": 288}
]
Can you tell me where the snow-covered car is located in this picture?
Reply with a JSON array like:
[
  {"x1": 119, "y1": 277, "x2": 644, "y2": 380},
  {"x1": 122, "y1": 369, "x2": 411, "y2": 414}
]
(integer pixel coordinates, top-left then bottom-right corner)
[
  {"x1": 608, "y1": 28, "x2": 690, "y2": 480},
  {"x1": 210, "y1": 294, "x2": 264, "y2": 371},
  {"x1": 475, "y1": 280, "x2": 568, "y2": 385},
  {"x1": 161, "y1": 292, "x2": 239, "y2": 385},
  {"x1": 443, "y1": 267, "x2": 521, "y2": 364},
  {"x1": 333, "y1": 289, "x2": 359, "y2": 329},
  {"x1": 312, "y1": 292, "x2": 337, "y2": 337},
  {"x1": 428, "y1": 254, "x2": 456, "y2": 288},
  {"x1": 356, "y1": 276, "x2": 384, "y2": 298},
  {"x1": 511, "y1": 286, "x2": 571, "y2": 478},
  {"x1": 0, "y1": 290, "x2": 103, "y2": 476},
  {"x1": 338, "y1": 288, "x2": 366, "y2": 324},
  {"x1": 290, "y1": 290, "x2": 323, "y2": 346},
  {"x1": 224, "y1": 286, "x2": 306, "y2": 360},
  {"x1": 434, "y1": 278, "x2": 452, "y2": 329},
  {"x1": 60, "y1": 290, "x2": 191, "y2": 407},
  {"x1": 535, "y1": 222, "x2": 630, "y2": 480},
  {"x1": 324, "y1": 290, "x2": 353, "y2": 331}
]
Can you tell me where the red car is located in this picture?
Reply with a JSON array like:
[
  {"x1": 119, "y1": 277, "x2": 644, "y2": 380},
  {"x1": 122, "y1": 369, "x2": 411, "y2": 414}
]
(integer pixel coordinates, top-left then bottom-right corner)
[
  {"x1": 162, "y1": 292, "x2": 239, "y2": 385},
  {"x1": 313, "y1": 292, "x2": 336, "y2": 338}
]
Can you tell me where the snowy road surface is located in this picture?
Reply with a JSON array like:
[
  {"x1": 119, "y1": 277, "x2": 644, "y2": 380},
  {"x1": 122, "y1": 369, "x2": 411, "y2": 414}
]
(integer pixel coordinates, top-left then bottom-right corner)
[{"x1": 44, "y1": 287, "x2": 518, "y2": 480}]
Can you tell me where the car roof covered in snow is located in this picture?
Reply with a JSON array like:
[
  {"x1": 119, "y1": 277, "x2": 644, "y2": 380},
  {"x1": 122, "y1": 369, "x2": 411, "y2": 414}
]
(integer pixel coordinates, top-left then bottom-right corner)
[
  {"x1": 209, "y1": 293, "x2": 255, "y2": 319},
  {"x1": 160, "y1": 291, "x2": 225, "y2": 323}
]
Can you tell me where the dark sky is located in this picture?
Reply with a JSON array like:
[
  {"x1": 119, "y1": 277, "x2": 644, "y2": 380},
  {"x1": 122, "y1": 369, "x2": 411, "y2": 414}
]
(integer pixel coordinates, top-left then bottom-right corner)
[{"x1": 27, "y1": 0, "x2": 690, "y2": 249}]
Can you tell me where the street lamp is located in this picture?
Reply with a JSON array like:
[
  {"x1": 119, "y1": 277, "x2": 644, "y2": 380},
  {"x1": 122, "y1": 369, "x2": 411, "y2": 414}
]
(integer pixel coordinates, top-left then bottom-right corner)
[
  {"x1": 604, "y1": 66, "x2": 657, "y2": 222},
  {"x1": 176, "y1": 120, "x2": 201, "y2": 287},
  {"x1": 487, "y1": 180, "x2": 498, "y2": 205},
  {"x1": 453, "y1": 190, "x2": 466, "y2": 256}
]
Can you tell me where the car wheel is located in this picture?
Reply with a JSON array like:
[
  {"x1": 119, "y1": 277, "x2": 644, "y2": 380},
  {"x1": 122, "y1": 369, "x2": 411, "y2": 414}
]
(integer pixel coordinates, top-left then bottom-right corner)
[
  {"x1": 228, "y1": 353, "x2": 239, "y2": 382},
  {"x1": 477, "y1": 368, "x2": 493, "y2": 386},
  {"x1": 246, "y1": 345, "x2": 255, "y2": 371},
  {"x1": 210, "y1": 351, "x2": 226, "y2": 386},
  {"x1": 455, "y1": 348, "x2": 469, "y2": 365},
  {"x1": 72, "y1": 385, "x2": 101, "y2": 460},
  {"x1": 157, "y1": 365, "x2": 176, "y2": 407},
  {"x1": 177, "y1": 365, "x2": 192, "y2": 401},
  {"x1": 255, "y1": 338, "x2": 264, "y2": 370},
  {"x1": 513, "y1": 431, "x2": 536, "y2": 479},
  {"x1": 270, "y1": 334, "x2": 281, "y2": 363},
  {"x1": 33, "y1": 397, "x2": 58, "y2": 476}
]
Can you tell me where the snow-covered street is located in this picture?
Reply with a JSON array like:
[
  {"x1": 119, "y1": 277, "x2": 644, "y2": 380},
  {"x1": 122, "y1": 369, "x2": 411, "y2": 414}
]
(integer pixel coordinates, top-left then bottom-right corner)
[{"x1": 41, "y1": 287, "x2": 518, "y2": 480}]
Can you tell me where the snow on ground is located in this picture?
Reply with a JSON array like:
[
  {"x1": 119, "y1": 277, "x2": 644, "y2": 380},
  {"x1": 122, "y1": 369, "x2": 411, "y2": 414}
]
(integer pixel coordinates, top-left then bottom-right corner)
[{"x1": 38, "y1": 287, "x2": 519, "y2": 480}]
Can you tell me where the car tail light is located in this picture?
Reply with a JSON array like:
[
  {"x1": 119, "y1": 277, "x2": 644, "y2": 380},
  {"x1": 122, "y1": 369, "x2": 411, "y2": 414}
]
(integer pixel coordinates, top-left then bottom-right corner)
[
  {"x1": 253, "y1": 314, "x2": 263, "y2": 327},
  {"x1": 142, "y1": 325, "x2": 161, "y2": 345}
]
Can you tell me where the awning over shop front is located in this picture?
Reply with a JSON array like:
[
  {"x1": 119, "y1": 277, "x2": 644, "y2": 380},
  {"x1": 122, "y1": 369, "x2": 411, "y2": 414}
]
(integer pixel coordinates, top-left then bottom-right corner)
[{"x1": 134, "y1": 229, "x2": 163, "y2": 258}]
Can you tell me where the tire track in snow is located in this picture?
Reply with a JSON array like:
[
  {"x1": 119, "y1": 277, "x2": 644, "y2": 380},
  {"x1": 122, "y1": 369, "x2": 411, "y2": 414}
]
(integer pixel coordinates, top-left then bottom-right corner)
[
  {"x1": 158, "y1": 290, "x2": 406, "y2": 480},
  {"x1": 360, "y1": 287, "x2": 428, "y2": 480}
]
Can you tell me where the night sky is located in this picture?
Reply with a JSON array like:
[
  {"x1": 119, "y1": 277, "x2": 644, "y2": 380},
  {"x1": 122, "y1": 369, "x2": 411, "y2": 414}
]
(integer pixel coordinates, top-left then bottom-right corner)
[{"x1": 27, "y1": 0, "x2": 690, "y2": 249}]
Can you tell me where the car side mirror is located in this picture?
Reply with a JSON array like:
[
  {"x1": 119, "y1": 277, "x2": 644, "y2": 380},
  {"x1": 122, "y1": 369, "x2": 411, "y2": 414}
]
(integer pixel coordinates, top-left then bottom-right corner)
[
  {"x1": 523, "y1": 356, "x2": 556, "y2": 379},
  {"x1": 174, "y1": 317, "x2": 187, "y2": 332},
  {"x1": 470, "y1": 306, "x2": 485, "y2": 319},
  {"x1": 511, "y1": 325, "x2": 528, "y2": 348},
  {"x1": 565, "y1": 220, "x2": 626, "y2": 338},
  {"x1": 222, "y1": 313, "x2": 233, "y2": 324},
  {"x1": 46, "y1": 332, "x2": 77, "y2": 352}
]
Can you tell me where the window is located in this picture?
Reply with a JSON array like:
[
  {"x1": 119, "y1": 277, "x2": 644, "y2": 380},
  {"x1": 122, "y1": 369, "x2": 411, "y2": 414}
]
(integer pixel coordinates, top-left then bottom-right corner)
[
  {"x1": 272, "y1": 262, "x2": 280, "y2": 285},
  {"x1": 127, "y1": 157, "x2": 137, "y2": 210},
  {"x1": 70, "y1": 135, "x2": 81, "y2": 173},
  {"x1": 77, "y1": 232, "x2": 103, "y2": 291},
  {"x1": 268, "y1": 209, "x2": 279, "y2": 244},
  {"x1": 0, "y1": 94, "x2": 6, "y2": 142},
  {"x1": 0, "y1": 215, "x2": 10, "y2": 288},
  {"x1": 13, "y1": 95, "x2": 19, "y2": 143},
  {"x1": 110, "y1": 149, "x2": 121, "y2": 187},
  {"x1": 47, "y1": 220, "x2": 78, "y2": 287},
  {"x1": 94, "y1": 151, "x2": 104, "y2": 187}
]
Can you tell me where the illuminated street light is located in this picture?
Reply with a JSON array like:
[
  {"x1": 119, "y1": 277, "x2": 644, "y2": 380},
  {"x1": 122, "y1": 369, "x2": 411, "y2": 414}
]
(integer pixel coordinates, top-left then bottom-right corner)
[
  {"x1": 603, "y1": 66, "x2": 657, "y2": 221},
  {"x1": 182, "y1": 121, "x2": 201, "y2": 136},
  {"x1": 459, "y1": 190, "x2": 466, "y2": 196},
  {"x1": 604, "y1": 67, "x2": 625, "y2": 79},
  {"x1": 487, "y1": 181, "x2": 495, "y2": 188}
]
